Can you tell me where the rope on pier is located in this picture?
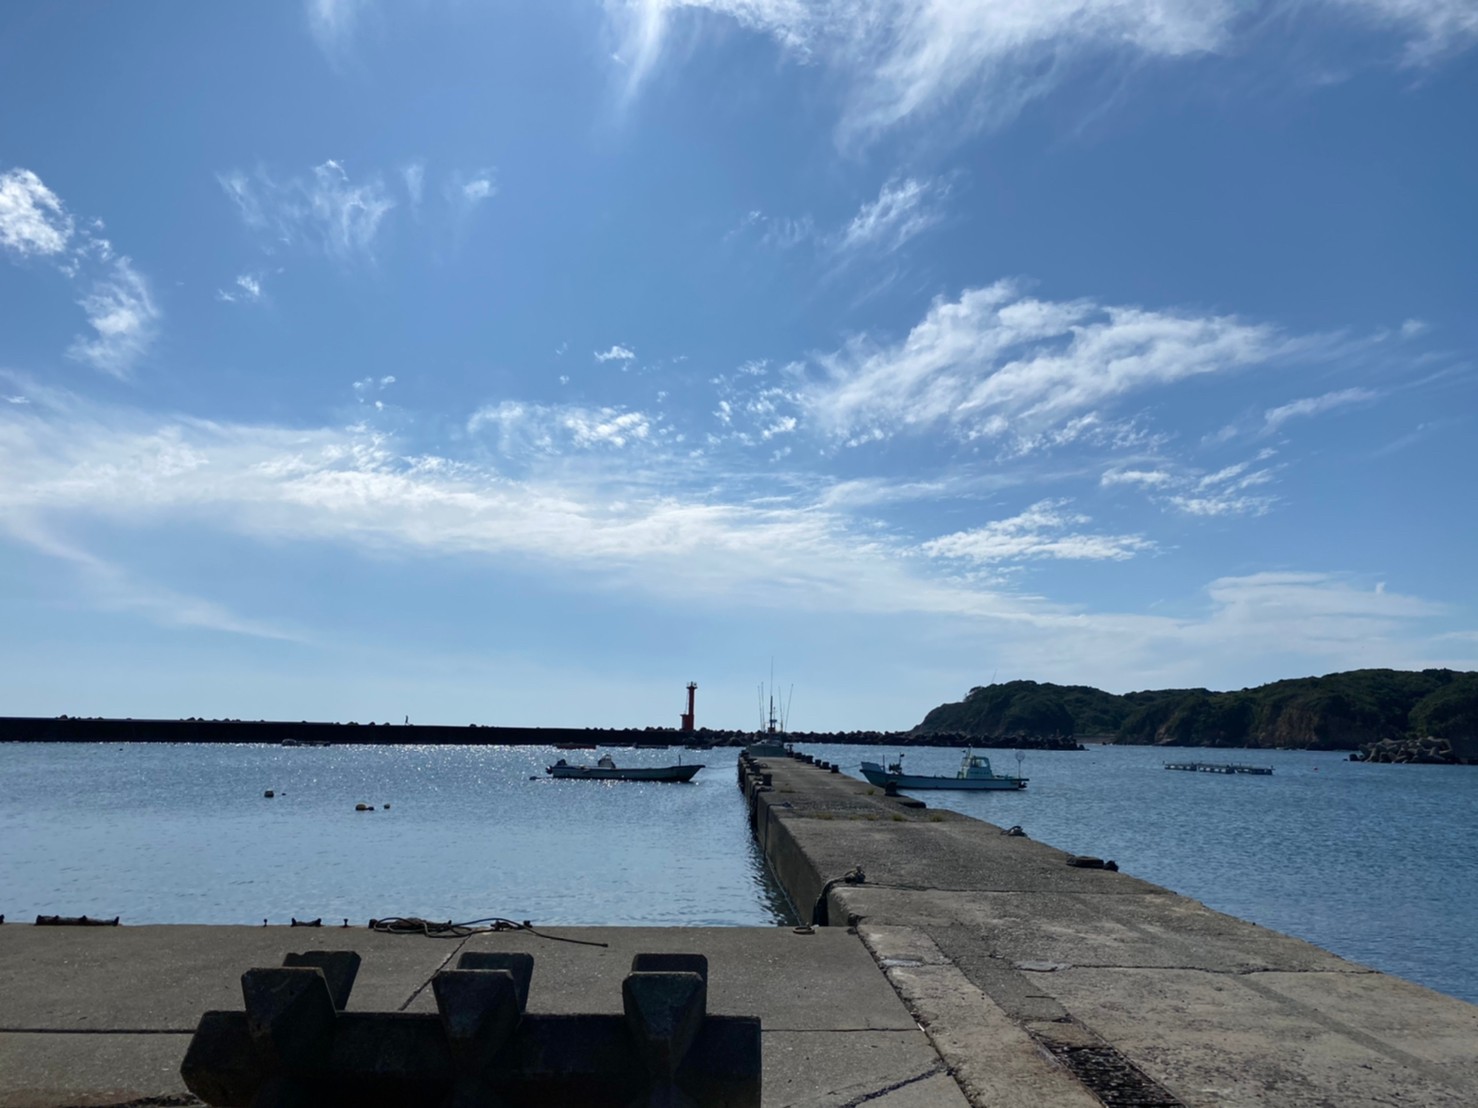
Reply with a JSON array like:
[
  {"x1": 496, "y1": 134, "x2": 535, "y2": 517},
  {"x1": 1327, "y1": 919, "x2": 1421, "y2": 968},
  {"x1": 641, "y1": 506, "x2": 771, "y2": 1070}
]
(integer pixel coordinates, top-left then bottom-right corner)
[
  {"x1": 368, "y1": 916, "x2": 609, "y2": 947},
  {"x1": 811, "y1": 866, "x2": 866, "y2": 927}
]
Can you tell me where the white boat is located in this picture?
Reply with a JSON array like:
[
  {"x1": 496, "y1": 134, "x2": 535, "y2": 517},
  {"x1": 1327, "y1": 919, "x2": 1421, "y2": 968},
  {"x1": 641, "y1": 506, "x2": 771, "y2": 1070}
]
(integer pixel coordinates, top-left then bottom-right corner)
[
  {"x1": 860, "y1": 750, "x2": 1027, "y2": 791},
  {"x1": 546, "y1": 754, "x2": 703, "y2": 783}
]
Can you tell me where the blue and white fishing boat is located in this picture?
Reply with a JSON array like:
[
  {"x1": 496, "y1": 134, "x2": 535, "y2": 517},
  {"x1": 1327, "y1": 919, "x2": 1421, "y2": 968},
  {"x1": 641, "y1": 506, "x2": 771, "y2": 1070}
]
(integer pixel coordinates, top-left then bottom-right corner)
[{"x1": 860, "y1": 750, "x2": 1028, "y2": 791}]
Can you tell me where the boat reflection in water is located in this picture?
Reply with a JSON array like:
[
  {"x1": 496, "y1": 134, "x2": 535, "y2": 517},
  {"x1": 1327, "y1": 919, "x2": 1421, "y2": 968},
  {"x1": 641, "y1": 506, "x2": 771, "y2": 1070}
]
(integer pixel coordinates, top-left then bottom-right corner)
[
  {"x1": 545, "y1": 753, "x2": 704, "y2": 783},
  {"x1": 860, "y1": 750, "x2": 1027, "y2": 791}
]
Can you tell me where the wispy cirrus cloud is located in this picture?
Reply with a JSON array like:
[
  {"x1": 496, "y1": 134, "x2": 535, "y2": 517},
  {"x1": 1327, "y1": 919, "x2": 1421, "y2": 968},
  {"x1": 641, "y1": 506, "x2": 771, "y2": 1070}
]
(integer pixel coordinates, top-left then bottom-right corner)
[
  {"x1": 401, "y1": 161, "x2": 426, "y2": 209},
  {"x1": 835, "y1": 176, "x2": 947, "y2": 254},
  {"x1": 804, "y1": 279, "x2": 1294, "y2": 450},
  {"x1": 728, "y1": 174, "x2": 947, "y2": 257},
  {"x1": 220, "y1": 159, "x2": 396, "y2": 262},
  {"x1": 67, "y1": 257, "x2": 160, "y2": 378},
  {"x1": 1262, "y1": 387, "x2": 1377, "y2": 433},
  {"x1": 606, "y1": 1, "x2": 1477, "y2": 142},
  {"x1": 468, "y1": 400, "x2": 656, "y2": 453},
  {"x1": 1330, "y1": 0, "x2": 1478, "y2": 62},
  {"x1": 2, "y1": 166, "x2": 161, "y2": 377},
  {"x1": 605, "y1": 0, "x2": 1232, "y2": 140},
  {"x1": 2, "y1": 381, "x2": 1467, "y2": 682},
  {"x1": 1102, "y1": 450, "x2": 1280, "y2": 518},
  {"x1": 922, "y1": 499, "x2": 1153, "y2": 565},
  {"x1": 306, "y1": 0, "x2": 367, "y2": 56}
]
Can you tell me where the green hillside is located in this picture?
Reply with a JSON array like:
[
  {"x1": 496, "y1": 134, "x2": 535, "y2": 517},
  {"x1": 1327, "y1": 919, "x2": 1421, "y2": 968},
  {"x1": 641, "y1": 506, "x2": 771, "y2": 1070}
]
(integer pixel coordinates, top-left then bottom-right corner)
[{"x1": 913, "y1": 670, "x2": 1478, "y2": 750}]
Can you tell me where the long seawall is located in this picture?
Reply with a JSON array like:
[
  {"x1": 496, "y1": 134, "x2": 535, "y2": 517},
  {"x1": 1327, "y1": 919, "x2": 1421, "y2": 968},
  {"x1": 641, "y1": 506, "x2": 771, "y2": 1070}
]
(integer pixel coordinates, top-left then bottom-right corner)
[
  {"x1": 0, "y1": 715, "x2": 726, "y2": 746},
  {"x1": 738, "y1": 747, "x2": 1478, "y2": 1107},
  {"x1": 0, "y1": 714, "x2": 1083, "y2": 749}
]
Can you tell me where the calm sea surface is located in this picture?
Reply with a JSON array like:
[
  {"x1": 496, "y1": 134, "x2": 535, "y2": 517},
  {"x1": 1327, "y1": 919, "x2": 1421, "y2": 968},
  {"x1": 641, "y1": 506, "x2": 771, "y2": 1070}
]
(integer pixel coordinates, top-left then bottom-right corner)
[{"x1": 3, "y1": 742, "x2": 1476, "y2": 1004}]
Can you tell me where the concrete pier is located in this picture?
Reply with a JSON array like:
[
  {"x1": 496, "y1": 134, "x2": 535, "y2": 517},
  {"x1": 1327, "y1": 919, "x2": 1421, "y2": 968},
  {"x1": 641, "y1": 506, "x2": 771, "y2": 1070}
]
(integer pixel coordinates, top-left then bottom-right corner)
[
  {"x1": 741, "y1": 749, "x2": 1478, "y2": 1107},
  {"x1": 0, "y1": 925, "x2": 964, "y2": 1108}
]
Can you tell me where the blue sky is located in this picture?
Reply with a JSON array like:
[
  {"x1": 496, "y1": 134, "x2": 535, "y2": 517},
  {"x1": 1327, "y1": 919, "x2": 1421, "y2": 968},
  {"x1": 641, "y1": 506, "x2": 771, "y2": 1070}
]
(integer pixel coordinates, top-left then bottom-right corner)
[{"x1": 1, "y1": 0, "x2": 1475, "y2": 730}]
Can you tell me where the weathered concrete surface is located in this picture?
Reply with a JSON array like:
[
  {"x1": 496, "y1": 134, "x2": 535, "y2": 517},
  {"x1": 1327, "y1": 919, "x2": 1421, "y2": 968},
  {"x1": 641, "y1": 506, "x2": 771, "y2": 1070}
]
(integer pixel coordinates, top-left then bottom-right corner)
[
  {"x1": 745, "y1": 753, "x2": 1478, "y2": 1108},
  {"x1": 0, "y1": 925, "x2": 966, "y2": 1108}
]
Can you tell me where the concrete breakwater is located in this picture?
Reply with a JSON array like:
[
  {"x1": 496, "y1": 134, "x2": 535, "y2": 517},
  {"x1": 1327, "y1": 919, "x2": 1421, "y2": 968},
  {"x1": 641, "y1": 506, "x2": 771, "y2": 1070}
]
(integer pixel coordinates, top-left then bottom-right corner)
[
  {"x1": 738, "y1": 748, "x2": 1478, "y2": 1107},
  {"x1": 0, "y1": 715, "x2": 1083, "y2": 749}
]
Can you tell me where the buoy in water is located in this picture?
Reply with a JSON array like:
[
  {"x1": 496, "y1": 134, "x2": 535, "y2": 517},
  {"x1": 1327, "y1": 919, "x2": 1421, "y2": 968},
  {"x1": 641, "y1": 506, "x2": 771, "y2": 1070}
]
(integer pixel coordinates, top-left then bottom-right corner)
[
  {"x1": 264, "y1": 790, "x2": 275, "y2": 798},
  {"x1": 382, "y1": 803, "x2": 390, "y2": 809}
]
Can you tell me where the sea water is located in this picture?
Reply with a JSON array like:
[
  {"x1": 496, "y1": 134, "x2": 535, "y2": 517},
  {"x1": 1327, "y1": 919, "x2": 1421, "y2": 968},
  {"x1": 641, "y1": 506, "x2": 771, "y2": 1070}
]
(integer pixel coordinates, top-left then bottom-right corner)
[
  {"x1": 811, "y1": 742, "x2": 1478, "y2": 1005},
  {"x1": 2, "y1": 741, "x2": 1475, "y2": 1004},
  {"x1": 0, "y1": 743, "x2": 790, "y2": 928}
]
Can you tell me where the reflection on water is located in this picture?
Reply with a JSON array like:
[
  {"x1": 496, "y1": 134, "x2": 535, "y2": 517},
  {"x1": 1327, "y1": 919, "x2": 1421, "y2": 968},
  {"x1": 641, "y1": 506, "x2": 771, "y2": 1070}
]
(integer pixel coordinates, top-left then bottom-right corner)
[{"x1": 0, "y1": 743, "x2": 792, "y2": 928}]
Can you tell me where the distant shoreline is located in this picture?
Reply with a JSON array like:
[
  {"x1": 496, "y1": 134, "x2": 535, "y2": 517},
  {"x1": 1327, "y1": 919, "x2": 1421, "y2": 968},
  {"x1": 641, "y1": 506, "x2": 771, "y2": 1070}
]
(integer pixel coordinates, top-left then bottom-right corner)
[{"x1": 0, "y1": 715, "x2": 1084, "y2": 750}]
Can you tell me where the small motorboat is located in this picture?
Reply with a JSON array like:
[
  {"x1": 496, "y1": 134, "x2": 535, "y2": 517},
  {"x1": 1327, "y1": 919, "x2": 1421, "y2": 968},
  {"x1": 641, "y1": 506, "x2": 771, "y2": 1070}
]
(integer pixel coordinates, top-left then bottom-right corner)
[
  {"x1": 860, "y1": 750, "x2": 1027, "y2": 791},
  {"x1": 546, "y1": 754, "x2": 703, "y2": 783}
]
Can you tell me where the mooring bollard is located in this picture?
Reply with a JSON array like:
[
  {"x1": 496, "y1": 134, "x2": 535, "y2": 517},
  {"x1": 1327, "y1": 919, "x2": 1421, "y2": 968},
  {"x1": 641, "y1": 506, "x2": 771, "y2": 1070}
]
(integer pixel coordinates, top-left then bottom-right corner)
[{"x1": 180, "y1": 949, "x2": 761, "y2": 1107}]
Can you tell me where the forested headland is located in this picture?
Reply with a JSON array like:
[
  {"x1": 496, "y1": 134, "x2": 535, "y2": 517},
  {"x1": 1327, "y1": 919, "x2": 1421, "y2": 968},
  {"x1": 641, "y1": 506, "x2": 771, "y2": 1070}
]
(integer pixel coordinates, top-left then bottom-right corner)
[{"x1": 913, "y1": 670, "x2": 1478, "y2": 759}]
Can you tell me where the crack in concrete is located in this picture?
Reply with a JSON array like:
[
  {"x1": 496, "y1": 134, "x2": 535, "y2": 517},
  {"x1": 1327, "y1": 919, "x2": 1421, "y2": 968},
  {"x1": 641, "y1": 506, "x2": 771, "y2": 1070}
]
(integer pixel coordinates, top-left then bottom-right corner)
[
  {"x1": 396, "y1": 933, "x2": 474, "y2": 1011},
  {"x1": 837, "y1": 1062, "x2": 944, "y2": 1106}
]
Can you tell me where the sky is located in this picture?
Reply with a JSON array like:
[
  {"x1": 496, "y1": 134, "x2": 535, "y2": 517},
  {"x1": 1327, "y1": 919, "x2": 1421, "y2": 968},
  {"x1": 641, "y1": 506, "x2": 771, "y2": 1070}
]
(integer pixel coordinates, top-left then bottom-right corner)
[{"x1": 1, "y1": 1, "x2": 1475, "y2": 731}]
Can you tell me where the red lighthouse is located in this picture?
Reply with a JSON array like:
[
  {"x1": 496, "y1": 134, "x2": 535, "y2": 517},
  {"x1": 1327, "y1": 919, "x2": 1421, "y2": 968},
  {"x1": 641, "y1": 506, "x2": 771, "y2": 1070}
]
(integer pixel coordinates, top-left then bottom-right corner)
[{"x1": 680, "y1": 682, "x2": 697, "y2": 732}]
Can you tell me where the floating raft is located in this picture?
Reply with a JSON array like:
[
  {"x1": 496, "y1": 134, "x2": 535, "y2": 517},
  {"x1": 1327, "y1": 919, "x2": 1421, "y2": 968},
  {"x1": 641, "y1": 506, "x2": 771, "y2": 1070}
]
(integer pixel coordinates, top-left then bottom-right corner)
[{"x1": 1164, "y1": 761, "x2": 1273, "y2": 775}]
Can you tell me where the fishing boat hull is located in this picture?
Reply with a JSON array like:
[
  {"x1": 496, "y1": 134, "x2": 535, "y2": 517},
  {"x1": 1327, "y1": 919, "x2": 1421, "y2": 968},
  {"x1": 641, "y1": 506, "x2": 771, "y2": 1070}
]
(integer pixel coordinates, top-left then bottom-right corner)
[
  {"x1": 546, "y1": 763, "x2": 703, "y2": 782},
  {"x1": 859, "y1": 760, "x2": 1027, "y2": 791}
]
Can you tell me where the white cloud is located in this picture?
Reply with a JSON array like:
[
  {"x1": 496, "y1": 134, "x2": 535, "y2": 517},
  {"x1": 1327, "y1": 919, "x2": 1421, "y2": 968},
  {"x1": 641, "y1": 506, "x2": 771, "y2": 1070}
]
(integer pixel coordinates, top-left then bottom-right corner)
[
  {"x1": 219, "y1": 160, "x2": 395, "y2": 261},
  {"x1": 460, "y1": 175, "x2": 496, "y2": 204},
  {"x1": 836, "y1": 176, "x2": 945, "y2": 253},
  {"x1": 0, "y1": 168, "x2": 74, "y2": 258},
  {"x1": 728, "y1": 209, "x2": 817, "y2": 250},
  {"x1": 2, "y1": 383, "x2": 1470, "y2": 683},
  {"x1": 805, "y1": 280, "x2": 1287, "y2": 449},
  {"x1": 306, "y1": 0, "x2": 366, "y2": 54},
  {"x1": 1, "y1": 168, "x2": 161, "y2": 375},
  {"x1": 923, "y1": 499, "x2": 1153, "y2": 565},
  {"x1": 402, "y1": 161, "x2": 426, "y2": 208},
  {"x1": 606, "y1": 0, "x2": 1233, "y2": 140},
  {"x1": 1100, "y1": 468, "x2": 1174, "y2": 489},
  {"x1": 1262, "y1": 387, "x2": 1376, "y2": 432},
  {"x1": 216, "y1": 273, "x2": 264, "y2": 304},
  {"x1": 353, "y1": 375, "x2": 397, "y2": 403},
  {"x1": 1201, "y1": 570, "x2": 1444, "y2": 643},
  {"x1": 467, "y1": 400, "x2": 655, "y2": 452},
  {"x1": 607, "y1": 1, "x2": 1477, "y2": 141},
  {"x1": 67, "y1": 258, "x2": 160, "y2": 378},
  {"x1": 1329, "y1": 0, "x2": 1478, "y2": 62},
  {"x1": 595, "y1": 344, "x2": 637, "y2": 362},
  {"x1": 1101, "y1": 450, "x2": 1281, "y2": 518},
  {"x1": 729, "y1": 177, "x2": 945, "y2": 256}
]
